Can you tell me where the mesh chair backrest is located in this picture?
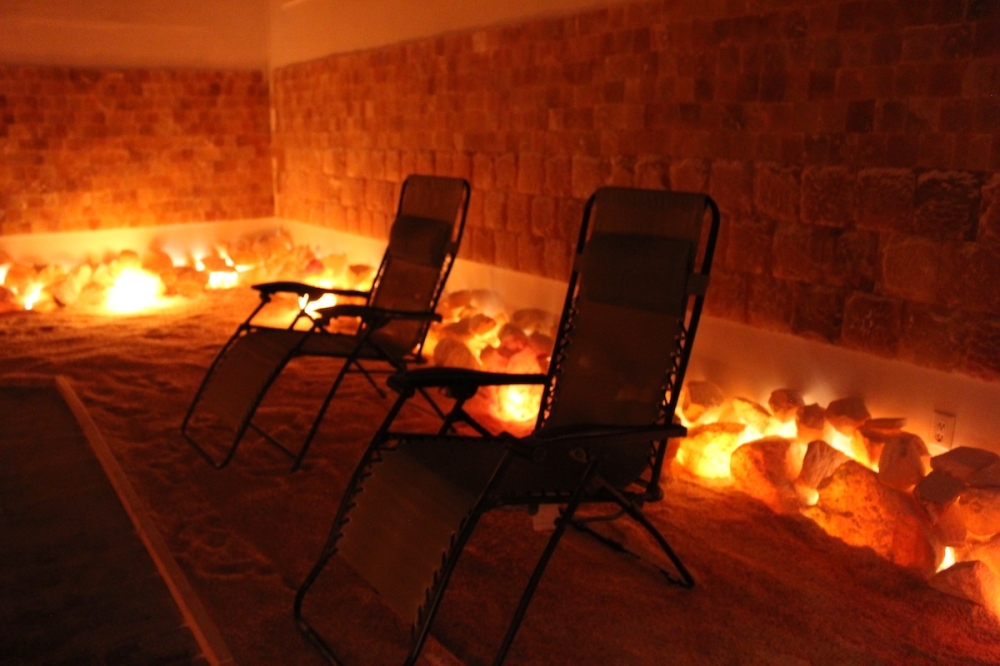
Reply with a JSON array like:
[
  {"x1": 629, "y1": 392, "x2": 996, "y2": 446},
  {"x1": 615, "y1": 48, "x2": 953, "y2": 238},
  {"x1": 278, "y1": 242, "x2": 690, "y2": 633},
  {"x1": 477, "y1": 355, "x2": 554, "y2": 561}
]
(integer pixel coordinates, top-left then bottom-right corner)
[
  {"x1": 369, "y1": 176, "x2": 469, "y2": 355},
  {"x1": 539, "y1": 188, "x2": 710, "y2": 433}
]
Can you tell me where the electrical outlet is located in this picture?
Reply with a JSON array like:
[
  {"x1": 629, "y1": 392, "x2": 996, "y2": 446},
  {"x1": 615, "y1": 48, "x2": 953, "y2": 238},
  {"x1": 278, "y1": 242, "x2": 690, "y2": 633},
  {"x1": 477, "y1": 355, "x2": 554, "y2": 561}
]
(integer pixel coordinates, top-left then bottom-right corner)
[{"x1": 933, "y1": 410, "x2": 957, "y2": 449}]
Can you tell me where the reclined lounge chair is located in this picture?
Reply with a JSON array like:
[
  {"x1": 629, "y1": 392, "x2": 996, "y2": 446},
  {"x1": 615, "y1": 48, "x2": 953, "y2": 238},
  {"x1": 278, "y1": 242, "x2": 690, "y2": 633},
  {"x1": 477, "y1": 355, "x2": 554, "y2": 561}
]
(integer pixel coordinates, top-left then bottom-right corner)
[
  {"x1": 294, "y1": 186, "x2": 720, "y2": 664},
  {"x1": 182, "y1": 175, "x2": 470, "y2": 471}
]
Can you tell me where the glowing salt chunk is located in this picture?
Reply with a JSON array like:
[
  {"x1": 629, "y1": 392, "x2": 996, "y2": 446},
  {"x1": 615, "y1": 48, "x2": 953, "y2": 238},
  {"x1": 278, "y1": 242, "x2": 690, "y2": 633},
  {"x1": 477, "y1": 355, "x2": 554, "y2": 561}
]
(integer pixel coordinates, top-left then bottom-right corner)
[
  {"x1": 105, "y1": 267, "x2": 165, "y2": 314},
  {"x1": 206, "y1": 271, "x2": 239, "y2": 290},
  {"x1": 23, "y1": 284, "x2": 43, "y2": 310},
  {"x1": 301, "y1": 292, "x2": 337, "y2": 318},
  {"x1": 0, "y1": 263, "x2": 10, "y2": 285}
]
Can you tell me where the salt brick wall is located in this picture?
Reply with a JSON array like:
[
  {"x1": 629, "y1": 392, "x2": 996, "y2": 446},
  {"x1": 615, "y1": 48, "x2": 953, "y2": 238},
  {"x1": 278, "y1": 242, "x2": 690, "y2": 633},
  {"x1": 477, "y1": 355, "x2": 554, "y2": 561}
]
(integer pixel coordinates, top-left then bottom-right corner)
[
  {"x1": 272, "y1": 0, "x2": 1000, "y2": 383},
  {"x1": 0, "y1": 66, "x2": 273, "y2": 234}
]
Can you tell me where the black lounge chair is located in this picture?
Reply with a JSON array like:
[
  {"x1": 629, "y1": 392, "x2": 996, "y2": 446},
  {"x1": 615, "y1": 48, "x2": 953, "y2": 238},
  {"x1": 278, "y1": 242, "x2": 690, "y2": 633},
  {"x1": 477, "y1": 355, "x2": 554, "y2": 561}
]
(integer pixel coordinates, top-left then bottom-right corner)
[
  {"x1": 182, "y1": 175, "x2": 470, "y2": 471},
  {"x1": 293, "y1": 187, "x2": 721, "y2": 664}
]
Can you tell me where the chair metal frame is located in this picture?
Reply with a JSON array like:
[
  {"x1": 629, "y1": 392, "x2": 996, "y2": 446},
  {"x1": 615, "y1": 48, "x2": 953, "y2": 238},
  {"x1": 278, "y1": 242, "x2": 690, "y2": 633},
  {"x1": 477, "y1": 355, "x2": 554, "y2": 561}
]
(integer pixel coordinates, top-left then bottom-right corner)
[
  {"x1": 294, "y1": 187, "x2": 720, "y2": 664},
  {"x1": 182, "y1": 175, "x2": 470, "y2": 471}
]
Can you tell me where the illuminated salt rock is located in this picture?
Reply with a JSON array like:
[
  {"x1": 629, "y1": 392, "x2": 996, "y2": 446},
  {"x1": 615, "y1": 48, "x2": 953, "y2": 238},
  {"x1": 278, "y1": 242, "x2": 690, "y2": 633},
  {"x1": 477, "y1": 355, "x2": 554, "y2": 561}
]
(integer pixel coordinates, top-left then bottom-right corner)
[
  {"x1": 967, "y1": 462, "x2": 1000, "y2": 488},
  {"x1": 963, "y1": 533, "x2": 1000, "y2": 575},
  {"x1": 768, "y1": 388, "x2": 804, "y2": 422},
  {"x1": 674, "y1": 421, "x2": 746, "y2": 478},
  {"x1": 797, "y1": 439, "x2": 850, "y2": 489},
  {"x1": 0, "y1": 285, "x2": 16, "y2": 312},
  {"x1": 680, "y1": 380, "x2": 724, "y2": 423},
  {"x1": 142, "y1": 247, "x2": 175, "y2": 276},
  {"x1": 878, "y1": 432, "x2": 930, "y2": 491},
  {"x1": 51, "y1": 264, "x2": 93, "y2": 307},
  {"x1": 864, "y1": 417, "x2": 907, "y2": 431},
  {"x1": 4, "y1": 263, "x2": 36, "y2": 294},
  {"x1": 732, "y1": 397, "x2": 773, "y2": 434},
  {"x1": 804, "y1": 461, "x2": 938, "y2": 574},
  {"x1": 914, "y1": 470, "x2": 966, "y2": 522},
  {"x1": 347, "y1": 264, "x2": 375, "y2": 287},
  {"x1": 172, "y1": 266, "x2": 209, "y2": 298},
  {"x1": 931, "y1": 447, "x2": 1000, "y2": 482},
  {"x1": 825, "y1": 396, "x2": 871, "y2": 435},
  {"x1": 958, "y1": 488, "x2": 1000, "y2": 537},
  {"x1": 930, "y1": 561, "x2": 1000, "y2": 614},
  {"x1": 730, "y1": 437, "x2": 799, "y2": 514},
  {"x1": 496, "y1": 323, "x2": 529, "y2": 356},
  {"x1": 851, "y1": 426, "x2": 896, "y2": 468},
  {"x1": 510, "y1": 308, "x2": 557, "y2": 335},
  {"x1": 932, "y1": 502, "x2": 968, "y2": 547},
  {"x1": 432, "y1": 336, "x2": 480, "y2": 370},
  {"x1": 795, "y1": 403, "x2": 826, "y2": 442},
  {"x1": 444, "y1": 313, "x2": 497, "y2": 340},
  {"x1": 527, "y1": 331, "x2": 554, "y2": 358},
  {"x1": 449, "y1": 289, "x2": 505, "y2": 317}
]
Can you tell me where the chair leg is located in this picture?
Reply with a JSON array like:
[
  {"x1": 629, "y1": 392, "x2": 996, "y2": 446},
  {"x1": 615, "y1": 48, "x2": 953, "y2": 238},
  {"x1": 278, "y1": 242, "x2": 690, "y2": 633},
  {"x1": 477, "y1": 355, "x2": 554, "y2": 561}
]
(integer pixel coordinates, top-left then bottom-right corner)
[
  {"x1": 290, "y1": 358, "x2": 354, "y2": 472},
  {"x1": 584, "y1": 479, "x2": 695, "y2": 589},
  {"x1": 491, "y1": 458, "x2": 601, "y2": 666}
]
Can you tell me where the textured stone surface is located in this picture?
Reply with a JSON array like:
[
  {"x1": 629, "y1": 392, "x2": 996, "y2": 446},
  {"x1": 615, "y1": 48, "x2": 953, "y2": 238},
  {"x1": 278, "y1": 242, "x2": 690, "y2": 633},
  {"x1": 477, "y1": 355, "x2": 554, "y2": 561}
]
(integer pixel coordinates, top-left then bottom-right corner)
[
  {"x1": 930, "y1": 561, "x2": 1000, "y2": 612},
  {"x1": 730, "y1": 437, "x2": 799, "y2": 514},
  {"x1": 768, "y1": 388, "x2": 805, "y2": 423},
  {"x1": 806, "y1": 461, "x2": 939, "y2": 575},
  {"x1": 959, "y1": 487, "x2": 1000, "y2": 537},
  {"x1": 932, "y1": 447, "x2": 1000, "y2": 481},
  {"x1": 680, "y1": 380, "x2": 725, "y2": 423},
  {"x1": 878, "y1": 432, "x2": 930, "y2": 491},
  {"x1": 826, "y1": 396, "x2": 872, "y2": 434},
  {"x1": 0, "y1": 66, "x2": 272, "y2": 234},
  {"x1": 797, "y1": 439, "x2": 850, "y2": 489},
  {"x1": 841, "y1": 292, "x2": 903, "y2": 357},
  {"x1": 878, "y1": 233, "x2": 941, "y2": 303}
]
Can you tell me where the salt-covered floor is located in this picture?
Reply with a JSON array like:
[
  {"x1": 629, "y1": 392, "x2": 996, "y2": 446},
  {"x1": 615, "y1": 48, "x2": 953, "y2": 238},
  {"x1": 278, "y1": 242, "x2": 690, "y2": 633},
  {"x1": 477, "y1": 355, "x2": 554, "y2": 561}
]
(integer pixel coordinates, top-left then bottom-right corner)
[{"x1": 2, "y1": 289, "x2": 1000, "y2": 666}]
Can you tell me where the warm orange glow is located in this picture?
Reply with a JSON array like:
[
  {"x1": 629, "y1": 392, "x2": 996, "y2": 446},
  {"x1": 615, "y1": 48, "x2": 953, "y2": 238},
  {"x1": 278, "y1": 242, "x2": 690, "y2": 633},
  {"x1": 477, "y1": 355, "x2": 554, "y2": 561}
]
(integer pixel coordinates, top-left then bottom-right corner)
[
  {"x1": 938, "y1": 547, "x2": 956, "y2": 573},
  {"x1": 207, "y1": 271, "x2": 240, "y2": 290},
  {"x1": 496, "y1": 384, "x2": 542, "y2": 423},
  {"x1": 23, "y1": 284, "x2": 43, "y2": 310},
  {"x1": 105, "y1": 267, "x2": 166, "y2": 314},
  {"x1": 299, "y1": 292, "x2": 339, "y2": 319},
  {"x1": 0, "y1": 263, "x2": 9, "y2": 285}
]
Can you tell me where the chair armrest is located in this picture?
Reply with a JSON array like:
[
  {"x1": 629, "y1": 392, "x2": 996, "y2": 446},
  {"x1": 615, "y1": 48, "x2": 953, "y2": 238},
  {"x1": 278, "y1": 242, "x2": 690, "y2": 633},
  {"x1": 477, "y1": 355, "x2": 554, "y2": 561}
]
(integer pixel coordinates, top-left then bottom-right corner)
[
  {"x1": 313, "y1": 304, "x2": 443, "y2": 328},
  {"x1": 252, "y1": 281, "x2": 370, "y2": 301},
  {"x1": 387, "y1": 367, "x2": 547, "y2": 394}
]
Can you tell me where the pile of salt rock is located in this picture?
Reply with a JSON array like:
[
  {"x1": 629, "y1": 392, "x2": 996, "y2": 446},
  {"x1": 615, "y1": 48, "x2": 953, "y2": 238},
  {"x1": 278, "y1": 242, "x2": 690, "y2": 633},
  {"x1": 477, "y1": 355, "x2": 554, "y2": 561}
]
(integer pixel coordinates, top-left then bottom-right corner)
[
  {"x1": 0, "y1": 229, "x2": 375, "y2": 314},
  {"x1": 673, "y1": 382, "x2": 1000, "y2": 614}
]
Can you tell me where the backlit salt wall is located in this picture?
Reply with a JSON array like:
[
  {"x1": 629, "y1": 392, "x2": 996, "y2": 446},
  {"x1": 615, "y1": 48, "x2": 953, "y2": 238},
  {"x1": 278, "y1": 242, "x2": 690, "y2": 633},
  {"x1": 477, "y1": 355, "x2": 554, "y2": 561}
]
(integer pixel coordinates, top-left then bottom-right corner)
[
  {"x1": 271, "y1": 0, "x2": 1000, "y2": 383},
  {"x1": 0, "y1": 66, "x2": 273, "y2": 235}
]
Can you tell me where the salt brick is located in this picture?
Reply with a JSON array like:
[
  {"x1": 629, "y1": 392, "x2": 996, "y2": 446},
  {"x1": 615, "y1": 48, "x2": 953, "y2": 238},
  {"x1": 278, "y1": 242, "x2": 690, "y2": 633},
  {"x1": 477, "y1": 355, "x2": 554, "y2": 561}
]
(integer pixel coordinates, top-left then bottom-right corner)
[
  {"x1": 571, "y1": 155, "x2": 604, "y2": 198},
  {"x1": 516, "y1": 152, "x2": 544, "y2": 194},
  {"x1": 840, "y1": 291, "x2": 903, "y2": 358},
  {"x1": 746, "y1": 275, "x2": 795, "y2": 332},
  {"x1": 801, "y1": 166, "x2": 855, "y2": 227},
  {"x1": 965, "y1": 315, "x2": 1000, "y2": 381},
  {"x1": 913, "y1": 170, "x2": 983, "y2": 240},
  {"x1": 937, "y1": 242, "x2": 1000, "y2": 313},
  {"x1": 754, "y1": 163, "x2": 800, "y2": 222},
  {"x1": 772, "y1": 221, "x2": 833, "y2": 282},
  {"x1": 725, "y1": 215, "x2": 772, "y2": 275},
  {"x1": 791, "y1": 283, "x2": 845, "y2": 342},
  {"x1": 703, "y1": 268, "x2": 748, "y2": 321},
  {"x1": 856, "y1": 168, "x2": 915, "y2": 231},
  {"x1": 898, "y1": 302, "x2": 971, "y2": 372},
  {"x1": 878, "y1": 232, "x2": 940, "y2": 303},
  {"x1": 709, "y1": 160, "x2": 754, "y2": 214}
]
